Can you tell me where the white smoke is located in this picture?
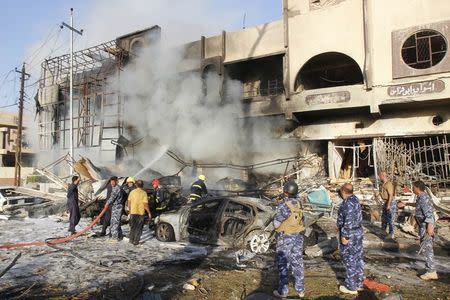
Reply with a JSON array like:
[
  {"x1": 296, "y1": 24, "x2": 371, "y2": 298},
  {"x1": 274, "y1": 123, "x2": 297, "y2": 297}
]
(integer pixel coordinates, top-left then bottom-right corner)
[
  {"x1": 25, "y1": 0, "x2": 300, "y2": 180},
  {"x1": 115, "y1": 38, "x2": 300, "y2": 180}
]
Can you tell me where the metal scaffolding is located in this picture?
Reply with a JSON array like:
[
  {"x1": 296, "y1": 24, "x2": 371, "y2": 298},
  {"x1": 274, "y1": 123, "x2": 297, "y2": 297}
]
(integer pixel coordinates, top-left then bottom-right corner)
[
  {"x1": 37, "y1": 40, "x2": 129, "y2": 161},
  {"x1": 374, "y1": 135, "x2": 450, "y2": 190}
]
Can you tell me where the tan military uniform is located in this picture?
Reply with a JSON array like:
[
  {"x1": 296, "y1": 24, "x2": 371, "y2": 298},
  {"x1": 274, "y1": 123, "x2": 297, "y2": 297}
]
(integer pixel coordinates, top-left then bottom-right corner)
[
  {"x1": 380, "y1": 181, "x2": 395, "y2": 202},
  {"x1": 275, "y1": 202, "x2": 305, "y2": 234}
]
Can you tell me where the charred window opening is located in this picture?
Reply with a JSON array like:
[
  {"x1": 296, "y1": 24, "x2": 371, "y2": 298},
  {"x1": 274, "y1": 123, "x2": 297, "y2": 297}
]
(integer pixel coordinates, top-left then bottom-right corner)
[
  {"x1": 130, "y1": 40, "x2": 144, "y2": 56},
  {"x1": 294, "y1": 52, "x2": 363, "y2": 91},
  {"x1": 202, "y1": 64, "x2": 221, "y2": 99},
  {"x1": 402, "y1": 30, "x2": 447, "y2": 69},
  {"x1": 221, "y1": 201, "x2": 254, "y2": 237},
  {"x1": 329, "y1": 140, "x2": 375, "y2": 180},
  {"x1": 187, "y1": 200, "x2": 221, "y2": 238},
  {"x1": 225, "y1": 55, "x2": 284, "y2": 100}
]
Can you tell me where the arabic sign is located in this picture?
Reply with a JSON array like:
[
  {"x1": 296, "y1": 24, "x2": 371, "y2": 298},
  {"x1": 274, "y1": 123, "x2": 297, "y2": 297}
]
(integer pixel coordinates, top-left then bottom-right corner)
[
  {"x1": 387, "y1": 80, "x2": 445, "y2": 97},
  {"x1": 305, "y1": 91, "x2": 350, "y2": 105}
]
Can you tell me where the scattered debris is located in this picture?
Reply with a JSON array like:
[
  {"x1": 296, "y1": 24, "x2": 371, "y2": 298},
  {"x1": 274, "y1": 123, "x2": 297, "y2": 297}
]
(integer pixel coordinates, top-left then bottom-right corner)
[
  {"x1": 305, "y1": 237, "x2": 338, "y2": 258},
  {"x1": 0, "y1": 253, "x2": 21, "y2": 278},
  {"x1": 182, "y1": 283, "x2": 195, "y2": 291},
  {"x1": 363, "y1": 278, "x2": 391, "y2": 293}
]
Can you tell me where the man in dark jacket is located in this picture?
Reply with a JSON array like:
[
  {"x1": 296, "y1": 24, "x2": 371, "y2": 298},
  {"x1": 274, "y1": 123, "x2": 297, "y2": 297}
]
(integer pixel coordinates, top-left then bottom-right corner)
[
  {"x1": 189, "y1": 175, "x2": 208, "y2": 203},
  {"x1": 67, "y1": 175, "x2": 81, "y2": 234}
]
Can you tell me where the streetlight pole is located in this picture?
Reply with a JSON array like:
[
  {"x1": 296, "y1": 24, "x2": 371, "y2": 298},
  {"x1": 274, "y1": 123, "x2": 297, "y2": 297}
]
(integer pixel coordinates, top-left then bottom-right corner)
[{"x1": 62, "y1": 8, "x2": 83, "y2": 174}]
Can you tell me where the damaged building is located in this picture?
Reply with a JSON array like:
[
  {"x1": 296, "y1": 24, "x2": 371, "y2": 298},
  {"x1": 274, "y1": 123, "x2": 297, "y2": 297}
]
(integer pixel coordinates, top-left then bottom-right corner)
[{"x1": 36, "y1": 0, "x2": 450, "y2": 191}]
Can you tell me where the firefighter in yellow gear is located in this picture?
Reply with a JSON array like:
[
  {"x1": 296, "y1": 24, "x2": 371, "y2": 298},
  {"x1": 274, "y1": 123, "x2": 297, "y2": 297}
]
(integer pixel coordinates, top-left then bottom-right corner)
[{"x1": 189, "y1": 175, "x2": 208, "y2": 203}]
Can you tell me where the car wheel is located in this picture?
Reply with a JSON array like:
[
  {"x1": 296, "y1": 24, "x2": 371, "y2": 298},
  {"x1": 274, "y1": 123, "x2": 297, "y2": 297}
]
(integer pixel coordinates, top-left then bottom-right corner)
[
  {"x1": 247, "y1": 231, "x2": 270, "y2": 254},
  {"x1": 156, "y1": 222, "x2": 175, "y2": 242}
]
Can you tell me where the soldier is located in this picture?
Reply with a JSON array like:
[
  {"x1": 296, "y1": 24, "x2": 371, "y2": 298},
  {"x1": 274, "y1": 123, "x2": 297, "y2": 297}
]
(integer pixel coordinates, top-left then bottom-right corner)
[
  {"x1": 379, "y1": 171, "x2": 397, "y2": 239},
  {"x1": 106, "y1": 176, "x2": 124, "y2": 241},
  {"x1": 273, "y1": 181, "x2": 305, "y2": 298},
  {"x1": 337, "y1": 183, "x2": 364, "y2": 295},
  {"x1": 398, "y1": 180, "x2": 437, "y2": 280}
]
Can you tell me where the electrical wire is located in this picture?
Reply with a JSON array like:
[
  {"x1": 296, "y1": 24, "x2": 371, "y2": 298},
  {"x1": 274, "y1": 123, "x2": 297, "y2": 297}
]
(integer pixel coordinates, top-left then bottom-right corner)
[
  {"x1": 25, "y1": 26, "x2": 60, "y2": 68},
  {"x1": 0, "y1": 103, "x2": 18, "y2": 109}
]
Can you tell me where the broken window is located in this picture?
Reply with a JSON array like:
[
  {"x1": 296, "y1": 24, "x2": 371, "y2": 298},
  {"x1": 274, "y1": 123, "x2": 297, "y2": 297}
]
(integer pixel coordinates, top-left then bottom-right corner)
[
  {"x1": 187, "y1": 200, "x2": 223, "y2": 242},
  {"x1": 225, "y1": 55, "x2": 284, "y2": 100},
  {"x1": 221, "y1": 201, "x2": 254, "y2": 237},
  {"x1": 294, "y1": 52, "x2": 364, "y2": 91},
  {"x1": 329, "y1": 140, "x2": 375, "y2": 180},
  {"x1": 202, "y1": 64, "x2": 221, "y2": 101},
  {"x1": 402, "y1": 30, "x2": 447, "y2": 69}
]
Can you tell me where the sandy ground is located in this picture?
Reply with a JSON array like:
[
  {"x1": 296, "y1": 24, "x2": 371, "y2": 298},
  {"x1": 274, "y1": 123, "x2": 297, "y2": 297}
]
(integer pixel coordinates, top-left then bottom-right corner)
[{"x1": 0, "y1": 216, "x2": 449, "y2": 299}]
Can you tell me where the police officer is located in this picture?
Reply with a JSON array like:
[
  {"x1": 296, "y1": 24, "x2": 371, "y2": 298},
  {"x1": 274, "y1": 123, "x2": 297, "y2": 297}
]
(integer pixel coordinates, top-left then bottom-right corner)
[
  {"x1": 273, "y1": 181, "x2": 305, "y2": 298},
  {"x1": 105, "y1": 176, "x2": 124, "y2": 241},
  {"x1": 189, "y1": 175, "x2": 208, "y2": 203},
  {"x1": 337, "y1": 183, "x2": 364, "y2": 295},
  {"x1": 399, "y1": 180, "x2": 437, "y2": 280},
  {"x1": 379, "y1": 171, "x2": 397, "y2": 239}
]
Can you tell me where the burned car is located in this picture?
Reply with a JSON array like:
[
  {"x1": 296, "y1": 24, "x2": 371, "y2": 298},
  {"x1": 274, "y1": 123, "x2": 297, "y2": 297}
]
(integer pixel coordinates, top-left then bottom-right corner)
[
  {"x1": 0, "y1": 186, "x2": 48, "y2": 213},
  {"x1": 154, "y1": 196, "x2": 321, "y2": 253}
]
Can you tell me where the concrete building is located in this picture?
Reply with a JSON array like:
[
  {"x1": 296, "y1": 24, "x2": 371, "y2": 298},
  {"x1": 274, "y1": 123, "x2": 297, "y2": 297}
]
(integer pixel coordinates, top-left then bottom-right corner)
[
  {"x1": 0, "y1": 112, "x2": 34, "y2": 185},
  {"x1": 36, "y1": 0, "x2": 450, "y2": 186}
]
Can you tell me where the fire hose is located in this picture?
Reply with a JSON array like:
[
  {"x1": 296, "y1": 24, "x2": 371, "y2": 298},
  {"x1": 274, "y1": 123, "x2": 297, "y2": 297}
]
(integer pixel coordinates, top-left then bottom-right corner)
[{"x1": 0, "y1": 204, "x2": 110, "y2": 249}]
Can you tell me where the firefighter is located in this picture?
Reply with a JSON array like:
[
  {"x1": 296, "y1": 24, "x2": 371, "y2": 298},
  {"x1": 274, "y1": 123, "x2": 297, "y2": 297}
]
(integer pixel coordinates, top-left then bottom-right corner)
[
  {"x1": 123, "y1": 176, "x2": 136, "y2": 215},
  {"x1": 152, "y1": 178, "x2": 168, "y2": 214},
  {"x1": 273, "y1": 181, "x2": 305, "y2": 298},
  {"x1": 189, "y1": 175, "x2": 208, "y2": 203},
  {"x1": 123, "y1": 176, "x2": 136, "y2": 196}
]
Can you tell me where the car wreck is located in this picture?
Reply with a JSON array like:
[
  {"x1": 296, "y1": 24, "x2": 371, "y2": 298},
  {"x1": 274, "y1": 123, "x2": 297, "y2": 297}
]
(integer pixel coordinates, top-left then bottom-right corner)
[{"x1": 155, "y1": 196, "x2": 322, "y2": 253}]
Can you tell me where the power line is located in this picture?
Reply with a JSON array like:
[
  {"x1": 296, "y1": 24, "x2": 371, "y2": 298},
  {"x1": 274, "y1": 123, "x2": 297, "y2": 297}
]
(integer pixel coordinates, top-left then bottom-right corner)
[
  {"x1": 0, "y1": 103, "x2": 18, "y2": 109},
  {"x1": 25, "y1": 26, "x2": 60, "y2": 67}
]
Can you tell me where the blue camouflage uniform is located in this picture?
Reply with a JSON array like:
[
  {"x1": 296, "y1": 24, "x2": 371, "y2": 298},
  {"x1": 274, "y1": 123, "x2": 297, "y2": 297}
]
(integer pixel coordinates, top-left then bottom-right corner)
[
  {"x1": 274, "y1": 197, "x2": 305, "y2": 296},
  {"x1": 337, "y1": 194, "x2": 364, "y2": 291},
  {"x1": 415, "y1": 192, "x2": 435, "y2": 272},
  {"x1": 107, "y1": 185, "x2": 124, "y2": 239}
]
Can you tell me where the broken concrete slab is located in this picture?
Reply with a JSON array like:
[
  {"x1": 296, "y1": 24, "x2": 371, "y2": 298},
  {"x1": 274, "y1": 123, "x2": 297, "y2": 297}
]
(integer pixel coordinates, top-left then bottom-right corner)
[{"x1": 305, "y1": 237, "x2": 338, "y2": 258}]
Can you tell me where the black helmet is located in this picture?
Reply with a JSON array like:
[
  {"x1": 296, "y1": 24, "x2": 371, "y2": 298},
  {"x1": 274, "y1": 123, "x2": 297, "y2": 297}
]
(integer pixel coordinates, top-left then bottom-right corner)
[{"x1": 283, "y1": 181, "x2": 298, "y2": 196}]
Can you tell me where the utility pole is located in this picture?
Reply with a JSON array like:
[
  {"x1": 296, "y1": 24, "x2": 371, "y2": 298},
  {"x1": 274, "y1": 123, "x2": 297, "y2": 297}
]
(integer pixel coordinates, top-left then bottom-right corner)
[
  {"x1": 61, "y1": 8, "x2": 83, "y2": 174},
  {"x1": 14, "y1": 63, "x2": 30, "y2": 186}
]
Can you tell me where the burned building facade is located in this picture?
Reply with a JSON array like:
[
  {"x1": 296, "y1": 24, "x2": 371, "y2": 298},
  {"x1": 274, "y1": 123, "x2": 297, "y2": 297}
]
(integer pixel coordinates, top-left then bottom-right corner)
[{"x1": 37, "y1": 0, "x2": 450, "y2": 188}]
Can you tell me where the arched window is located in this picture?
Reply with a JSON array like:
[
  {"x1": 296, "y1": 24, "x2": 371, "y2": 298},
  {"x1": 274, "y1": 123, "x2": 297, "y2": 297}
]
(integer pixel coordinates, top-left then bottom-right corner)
[{"x1": 294, "y1": 52, "x2": 364, "y2": 91}]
